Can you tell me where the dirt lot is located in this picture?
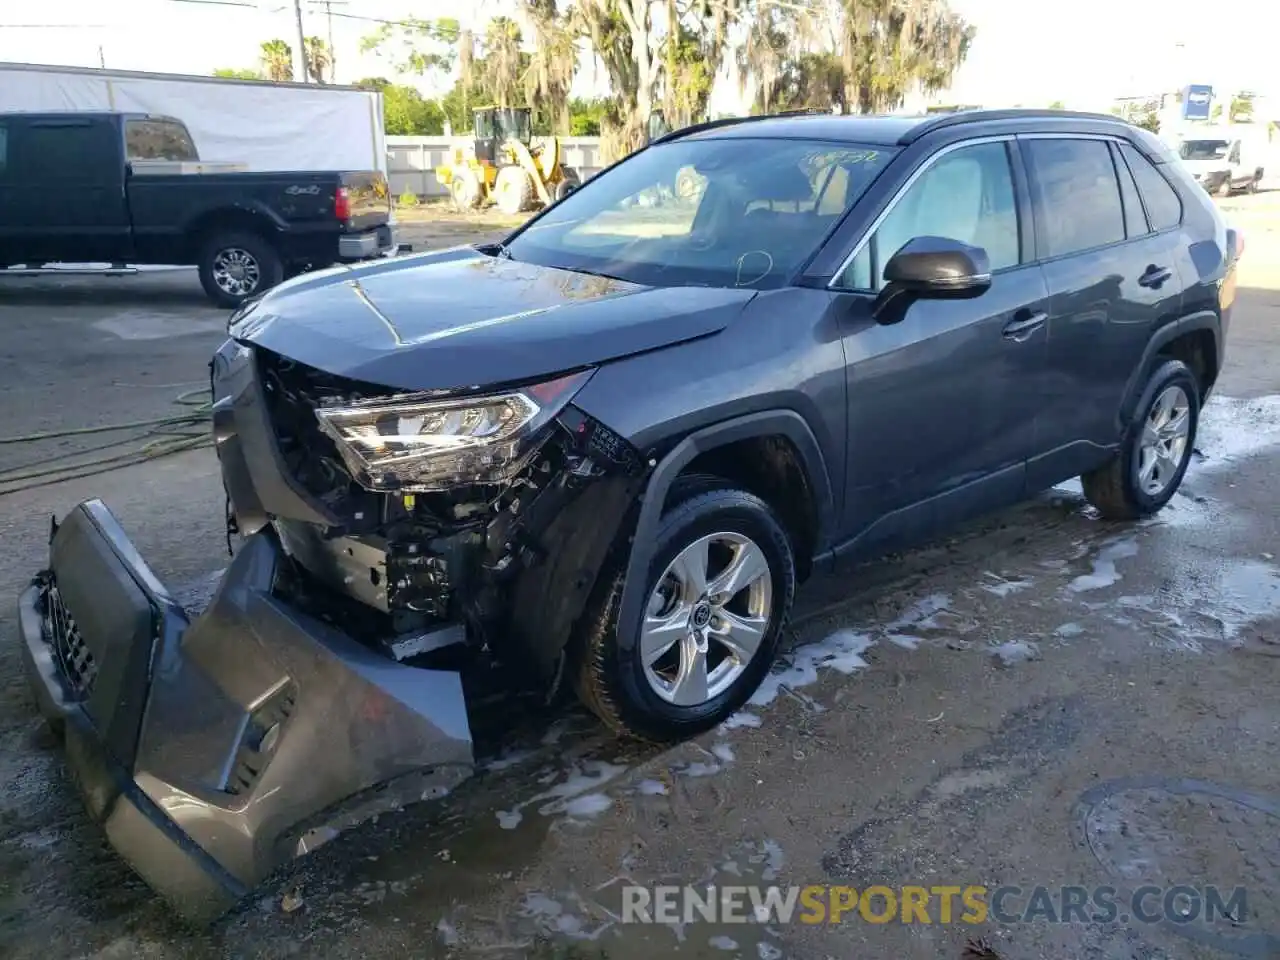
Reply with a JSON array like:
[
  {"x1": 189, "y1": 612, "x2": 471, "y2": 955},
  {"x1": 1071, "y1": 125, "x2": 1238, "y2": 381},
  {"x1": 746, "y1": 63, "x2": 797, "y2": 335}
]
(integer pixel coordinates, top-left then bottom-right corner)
[{"x1": 1, "y1": 195, "x2": 1279, "y2": 960}]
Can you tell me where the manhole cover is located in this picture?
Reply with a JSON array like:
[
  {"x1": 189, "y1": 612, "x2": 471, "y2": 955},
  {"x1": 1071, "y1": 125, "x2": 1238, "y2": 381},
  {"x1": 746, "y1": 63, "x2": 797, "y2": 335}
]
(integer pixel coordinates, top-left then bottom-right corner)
[{"x1": 1078, "y1": 777, "x2": 1280, "y2": 957}]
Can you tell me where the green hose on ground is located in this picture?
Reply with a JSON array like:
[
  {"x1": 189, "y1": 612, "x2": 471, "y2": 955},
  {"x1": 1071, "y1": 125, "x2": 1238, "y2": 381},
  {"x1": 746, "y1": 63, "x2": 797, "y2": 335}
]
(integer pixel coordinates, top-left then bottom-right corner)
[{"x1": 0, "y1": 387, "x2": 214, "y2": 495}]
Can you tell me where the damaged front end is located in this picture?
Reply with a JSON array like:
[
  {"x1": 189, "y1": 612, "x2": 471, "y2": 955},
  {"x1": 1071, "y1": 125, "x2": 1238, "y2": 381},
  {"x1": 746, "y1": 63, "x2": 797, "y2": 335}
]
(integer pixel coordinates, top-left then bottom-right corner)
[{"x1": 16, "y1": 337, "x2": 645, "y2": 922}]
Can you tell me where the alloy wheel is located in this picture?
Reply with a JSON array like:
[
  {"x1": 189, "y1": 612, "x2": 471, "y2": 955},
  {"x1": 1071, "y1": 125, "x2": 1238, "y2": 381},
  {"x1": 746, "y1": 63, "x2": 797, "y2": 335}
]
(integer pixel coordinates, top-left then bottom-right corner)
[
  {"x1": 1137, "y1": 384, "x2": 1191, "y2": 496},
  {"x1": 212, "y1": 248, "x2": 261, "y2": 297},
  {"x1": 641, "y1": 531, "x2": 773, "y2": 707}
]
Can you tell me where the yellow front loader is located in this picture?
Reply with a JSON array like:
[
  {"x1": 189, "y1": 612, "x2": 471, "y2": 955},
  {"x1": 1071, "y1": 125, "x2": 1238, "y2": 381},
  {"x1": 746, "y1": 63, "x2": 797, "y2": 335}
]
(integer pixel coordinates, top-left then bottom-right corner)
[{"x1": 435, "y1": 106, "x2": 580, "y2": 215}]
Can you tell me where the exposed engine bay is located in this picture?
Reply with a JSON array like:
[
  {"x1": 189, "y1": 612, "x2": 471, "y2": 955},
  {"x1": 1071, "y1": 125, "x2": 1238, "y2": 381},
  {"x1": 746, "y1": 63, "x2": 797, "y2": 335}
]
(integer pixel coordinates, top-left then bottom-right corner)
[{"x1": 245, "y1": 346, "x2": 646, "y2": 673}]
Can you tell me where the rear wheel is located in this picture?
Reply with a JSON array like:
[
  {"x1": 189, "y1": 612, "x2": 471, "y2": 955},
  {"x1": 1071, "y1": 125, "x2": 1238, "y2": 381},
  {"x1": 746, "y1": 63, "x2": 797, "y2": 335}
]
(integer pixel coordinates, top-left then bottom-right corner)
[
  {"x1": 197, "y1": 231, "x2": 283, "y2": 308},
  {"x1": 553, "y1": 167, "x2": 581, "y2": 202},
  {"x1": 1217, "y1": 176, "x2": 1234, "y2": 197},
  {"x1": 1080, "y1": 359, "x2": 1200, "y2": 520},
  {"x1": 573, "y1": 485, "x2": 796, "y2": 742},
  {"x1": 495, "y1": 165, "x2": 534, "y2": 215}
]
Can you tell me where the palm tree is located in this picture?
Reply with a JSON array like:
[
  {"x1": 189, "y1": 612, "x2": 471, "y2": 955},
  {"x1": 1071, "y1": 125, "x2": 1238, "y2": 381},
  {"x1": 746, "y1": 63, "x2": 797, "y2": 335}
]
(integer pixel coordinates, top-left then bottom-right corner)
[
  {"x1": 259, "y1": 39, "x2": 294, "y2": 82},
  {"x1": 304, "y1": 37, "x2": 332, "y2": 84}
]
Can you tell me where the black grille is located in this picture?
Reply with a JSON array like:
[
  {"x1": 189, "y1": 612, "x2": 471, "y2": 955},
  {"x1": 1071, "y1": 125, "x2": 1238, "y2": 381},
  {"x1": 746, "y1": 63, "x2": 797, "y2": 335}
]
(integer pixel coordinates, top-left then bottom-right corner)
[
  {"x1": 226, "y1": 685, "x2": 296, "y2": 796},
  {"x1": 42, "y1": 582, "x2": 97, "y2": 699}
]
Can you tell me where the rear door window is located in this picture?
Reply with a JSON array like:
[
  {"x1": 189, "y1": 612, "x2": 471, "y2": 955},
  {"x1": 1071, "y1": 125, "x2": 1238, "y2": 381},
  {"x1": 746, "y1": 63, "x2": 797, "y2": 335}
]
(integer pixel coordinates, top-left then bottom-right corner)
[
  {"x1": 16, "y1": 121, "x2": 119, "y2": 183},
  {"x1": 125, "y1": 118, "x2": 198, "y2": 161},
  {"x1": 1119, "y1": 143, "x2": 1182, "y2": 232},
  {"x1": 1024, "y1": 138, "x2": 1125, "y2": 258}
]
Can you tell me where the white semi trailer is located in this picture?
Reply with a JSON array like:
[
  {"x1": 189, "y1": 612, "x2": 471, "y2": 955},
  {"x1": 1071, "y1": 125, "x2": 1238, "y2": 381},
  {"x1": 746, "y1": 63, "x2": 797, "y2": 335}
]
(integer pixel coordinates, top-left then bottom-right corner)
[{"x1": 0, "y1": 61, "x2": 387, "y2": 174}]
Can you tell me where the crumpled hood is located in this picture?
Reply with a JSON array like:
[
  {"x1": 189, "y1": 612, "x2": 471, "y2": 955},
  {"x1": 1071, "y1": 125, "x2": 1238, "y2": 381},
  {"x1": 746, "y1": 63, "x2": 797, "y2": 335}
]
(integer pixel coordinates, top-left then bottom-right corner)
[{"x1": 232, "y1": 246, "x2": 756, "y2": 391}]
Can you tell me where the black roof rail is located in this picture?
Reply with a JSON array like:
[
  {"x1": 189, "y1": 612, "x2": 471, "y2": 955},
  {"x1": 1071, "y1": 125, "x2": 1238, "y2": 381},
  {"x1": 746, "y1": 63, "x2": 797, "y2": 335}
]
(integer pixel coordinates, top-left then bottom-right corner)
[
  {"x1": 651, "y1": 109, "x2": 827, "y2": 145},
  {"x1": 897, "y1": 108, "x2": 1129, "y2": 145}
]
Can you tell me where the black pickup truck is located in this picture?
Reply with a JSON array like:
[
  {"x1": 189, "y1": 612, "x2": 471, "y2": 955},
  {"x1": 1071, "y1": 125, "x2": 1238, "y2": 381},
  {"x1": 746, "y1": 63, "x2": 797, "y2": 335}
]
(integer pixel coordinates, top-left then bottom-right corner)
[{"x1": 0, "y1": 111, "x2": 394, "y2": 306}]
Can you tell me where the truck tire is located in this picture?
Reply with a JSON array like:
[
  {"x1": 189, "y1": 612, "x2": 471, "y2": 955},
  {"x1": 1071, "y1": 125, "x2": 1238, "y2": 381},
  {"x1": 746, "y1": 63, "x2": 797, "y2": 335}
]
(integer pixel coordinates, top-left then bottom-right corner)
[
  {"x1": 198, "y1": 231, "x2": 283, "y2": 308},
  {"x1": 553, "y1": 167, "x2": 581, "y2": 202},
  {"x1": 1217, "y1": 176, "x2": 1234, "y2": 198},
  {"x1": 495, "y1": 165, "x2": 534, "y2": 216},
  {"x1": 451, "y1": 169, "x2": 482, "y2": 212},
  {"x1": 573, "y1": 484, "x2": 796, "y2": 742},
  {"x1": 1080, "y1": 359, "x2": 1200, "y2": 521}
]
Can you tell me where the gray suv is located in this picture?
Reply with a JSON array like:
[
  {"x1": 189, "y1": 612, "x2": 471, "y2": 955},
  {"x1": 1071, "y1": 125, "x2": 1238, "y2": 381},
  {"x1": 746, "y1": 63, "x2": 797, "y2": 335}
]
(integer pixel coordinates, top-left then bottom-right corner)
[{"x1": 19, "y1": 109, "x2": 1239, "y2": 919}]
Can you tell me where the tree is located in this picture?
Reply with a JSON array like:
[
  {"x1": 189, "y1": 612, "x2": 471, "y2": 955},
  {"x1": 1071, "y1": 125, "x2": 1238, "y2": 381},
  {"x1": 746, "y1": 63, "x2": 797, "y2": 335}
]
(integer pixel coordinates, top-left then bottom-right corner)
[
  {"x1": 214, "y1": 67, "x2": 263, "y2": 80},
  {"x1": 360, "y1": 17, "x2": 460, "y2": 96},
  {"x1": 1048, "y1": 99, "x2": 1065, "y2": 110},
  {"x1": 259, "y1": 39, "x2": 294, "y2": 82},
  {"x1": 835, "y1": 0, "x2": 975, "y2": 114},
  {"x1": 381, "y1": 85, "x2": 446, "y2": 135},
  {"x1": 482, "y1": 17, "x2": 525, "y2": 108},
  {"x1": 304, "y1": 37, "x2": 333, "y2": 84},
  {"x1": 521, "y1": 0, "x2": 577, "y2": 134}
]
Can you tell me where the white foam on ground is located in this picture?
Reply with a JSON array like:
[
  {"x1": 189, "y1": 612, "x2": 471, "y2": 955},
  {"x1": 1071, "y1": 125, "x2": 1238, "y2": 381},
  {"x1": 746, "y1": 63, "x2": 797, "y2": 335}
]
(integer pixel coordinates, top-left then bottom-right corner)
[
  {"x1": 1068, "y1": 538, "x2": 1140, "y2": 592},
  {"x1": 748, "y1": 628, "x2": 874, "y2": 708},
  {"x1": 495, "y1": 759, "x2": 628, "y2": 829}
]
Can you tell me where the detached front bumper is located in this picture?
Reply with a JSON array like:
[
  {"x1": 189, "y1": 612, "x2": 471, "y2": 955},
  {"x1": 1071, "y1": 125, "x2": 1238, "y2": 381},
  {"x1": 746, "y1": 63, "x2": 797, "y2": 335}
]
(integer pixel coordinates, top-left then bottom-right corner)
[{"x1": 17, "y1": 500, "x2": 473, "y2": 922}]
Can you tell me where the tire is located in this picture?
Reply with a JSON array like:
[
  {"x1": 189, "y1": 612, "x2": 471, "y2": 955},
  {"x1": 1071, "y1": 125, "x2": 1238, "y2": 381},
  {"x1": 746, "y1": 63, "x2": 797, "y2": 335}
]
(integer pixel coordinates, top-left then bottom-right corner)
[
  {"x1": 553, "y1": 167, "x2": 581, "y2": 202},
  {"x1": 573, "y1": 484, "x2": 797, "y2": 742},
  {"x1": 495, "y1": 165, "x2": 534, "y2": 215},
  {"x1": 1217, "y1": 176, "x2": 1234, "y2": 198},
  {"x1": 1080, "y1": 359, "x2": 1200, "y2": 521},
  {"x1": 197, "y1": 231, "x2": 283, "y2": 308},
  {"x1": 451, "y1": 169, "x2": 482, "y2": 212}
]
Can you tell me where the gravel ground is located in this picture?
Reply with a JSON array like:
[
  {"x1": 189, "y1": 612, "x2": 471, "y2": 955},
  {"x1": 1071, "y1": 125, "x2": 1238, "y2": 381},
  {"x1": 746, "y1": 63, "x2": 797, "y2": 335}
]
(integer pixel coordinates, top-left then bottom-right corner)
[{"x1": 1, "y1": 194, "x2": 1279, "y2": 960}]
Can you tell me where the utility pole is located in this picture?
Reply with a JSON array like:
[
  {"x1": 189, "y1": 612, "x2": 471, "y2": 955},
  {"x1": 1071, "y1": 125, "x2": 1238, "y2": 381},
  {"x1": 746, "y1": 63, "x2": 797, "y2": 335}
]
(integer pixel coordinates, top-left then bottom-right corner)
[
  {"x1": 97, "y1": 45, "x2": 106, "y2": 68},
  {"x1": 293, "y1": 0, "x2": 309, "y2": 83}
]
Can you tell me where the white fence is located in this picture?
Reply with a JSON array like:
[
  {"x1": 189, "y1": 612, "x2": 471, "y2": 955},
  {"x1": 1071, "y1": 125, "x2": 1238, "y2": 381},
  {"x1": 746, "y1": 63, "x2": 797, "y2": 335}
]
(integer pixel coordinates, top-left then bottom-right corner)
[{"x1": 387, "y1": 135, "x2": 606, "y2": 199}]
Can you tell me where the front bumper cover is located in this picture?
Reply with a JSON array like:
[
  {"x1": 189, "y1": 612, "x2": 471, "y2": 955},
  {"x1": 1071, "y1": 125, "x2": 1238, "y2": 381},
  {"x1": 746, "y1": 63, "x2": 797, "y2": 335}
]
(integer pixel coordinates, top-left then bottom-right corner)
[{"x1": 18, "y1": 500, "x2": 473, "y2": 922}]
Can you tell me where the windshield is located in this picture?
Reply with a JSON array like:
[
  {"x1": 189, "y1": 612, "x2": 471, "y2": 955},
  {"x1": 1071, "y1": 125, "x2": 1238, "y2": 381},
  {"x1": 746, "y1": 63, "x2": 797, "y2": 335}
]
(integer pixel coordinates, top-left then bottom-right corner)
[
  {"x1": 1179, "y1": 139, "x2": 1229, "y2": 161},
  {"x1": 504, "y1": 137, "x2": 896, "y2": 289}
]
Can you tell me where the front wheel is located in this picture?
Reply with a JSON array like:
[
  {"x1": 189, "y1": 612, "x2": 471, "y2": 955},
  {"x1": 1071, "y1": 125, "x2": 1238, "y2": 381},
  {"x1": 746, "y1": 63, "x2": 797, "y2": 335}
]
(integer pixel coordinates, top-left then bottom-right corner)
[
  {"x1": 1080, "y1": 359, "x2": 1200, "y2": 520},
  {"x1": 573, "y1": 485, "x2": 796, "y2": 742},
  {"x1": 197, "y1": 231, "x2": 283, "y2": 308}
]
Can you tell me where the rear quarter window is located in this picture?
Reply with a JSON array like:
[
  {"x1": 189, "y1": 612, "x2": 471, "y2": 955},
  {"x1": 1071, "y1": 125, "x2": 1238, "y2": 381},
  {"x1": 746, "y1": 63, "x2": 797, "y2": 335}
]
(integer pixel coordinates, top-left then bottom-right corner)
[
  {"x1": 1120, "y1": 143, "x2": 1182, "y2": 232},
  {"x1": 126, "y1": 119, "x2": 198, "y2": 162}
]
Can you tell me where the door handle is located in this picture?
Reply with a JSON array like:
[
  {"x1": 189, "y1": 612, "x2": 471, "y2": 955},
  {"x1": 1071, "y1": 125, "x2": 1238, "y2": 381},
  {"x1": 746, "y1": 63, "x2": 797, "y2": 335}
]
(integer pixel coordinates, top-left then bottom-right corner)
[
  {"x1": 1138, "y1": 264, "x2": 1172, "y2": 289},
  {"x1": 1002, "y1": 310, "x2": 1047, "y2": 342}
]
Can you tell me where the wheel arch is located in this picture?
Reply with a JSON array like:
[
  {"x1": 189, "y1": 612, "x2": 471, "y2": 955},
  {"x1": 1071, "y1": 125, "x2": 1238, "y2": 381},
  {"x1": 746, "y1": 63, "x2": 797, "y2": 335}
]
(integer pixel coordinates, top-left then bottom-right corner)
[
  {"x1": 1119, "y1": 311, "x2": 1221, "y2": 427},
  {"x1": 615, "y1": 410, "x2": 836, "y2": 659},
  {"x1": 183, "y1": 205, "x2": 284, "y2": 260}
]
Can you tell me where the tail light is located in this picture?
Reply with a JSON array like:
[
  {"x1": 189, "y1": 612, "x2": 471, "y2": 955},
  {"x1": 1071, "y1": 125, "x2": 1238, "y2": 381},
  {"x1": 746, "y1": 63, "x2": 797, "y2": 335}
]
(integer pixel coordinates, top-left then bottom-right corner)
[{"x1": 335, "y1": 186, "x2": 351, "y2": 222}]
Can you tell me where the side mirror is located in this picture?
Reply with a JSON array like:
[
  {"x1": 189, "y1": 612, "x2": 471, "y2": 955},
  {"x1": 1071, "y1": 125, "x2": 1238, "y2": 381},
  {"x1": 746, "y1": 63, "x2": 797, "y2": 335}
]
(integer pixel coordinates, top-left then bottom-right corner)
[{"x1": 872, "y1": 236, "x2": 992, "y2": 323}]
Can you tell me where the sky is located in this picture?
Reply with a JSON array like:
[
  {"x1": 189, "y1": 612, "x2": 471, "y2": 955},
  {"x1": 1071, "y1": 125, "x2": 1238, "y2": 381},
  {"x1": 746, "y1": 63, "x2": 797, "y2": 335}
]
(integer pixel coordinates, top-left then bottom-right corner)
[{"x1": 1, "y1": 0, "x2": 1276, "y2": 115}]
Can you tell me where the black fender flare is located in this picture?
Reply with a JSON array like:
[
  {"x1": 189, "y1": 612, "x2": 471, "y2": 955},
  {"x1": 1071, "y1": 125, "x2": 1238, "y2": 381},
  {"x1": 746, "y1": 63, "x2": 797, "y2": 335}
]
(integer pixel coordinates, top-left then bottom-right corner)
[
  {"x1": 615, "y1": 409, "x2": 836, "y2": 657},
  {"x1": 1118, "y1": 311, "x2": 1221, "y2": 428}
]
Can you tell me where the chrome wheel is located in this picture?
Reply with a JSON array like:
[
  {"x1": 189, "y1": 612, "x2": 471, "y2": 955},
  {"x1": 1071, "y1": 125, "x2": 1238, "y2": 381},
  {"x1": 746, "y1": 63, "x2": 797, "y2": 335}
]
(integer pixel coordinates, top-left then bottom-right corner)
[
  {"x1": 1137, "y1": 384, "x2": 1191, "y2": 496},
  {"x1": 641, "y1": 532, "x2": 773, "y2": 707},
  {"x1": 211, "y1": 248, "x2": 261, "y2": 297}
]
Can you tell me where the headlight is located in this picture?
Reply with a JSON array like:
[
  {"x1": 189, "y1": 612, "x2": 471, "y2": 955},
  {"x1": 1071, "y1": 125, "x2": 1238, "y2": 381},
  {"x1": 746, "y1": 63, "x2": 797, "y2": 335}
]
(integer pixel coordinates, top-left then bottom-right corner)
[{"x1": 315, "y1": 369, "x2": 593, "y2": 492}]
